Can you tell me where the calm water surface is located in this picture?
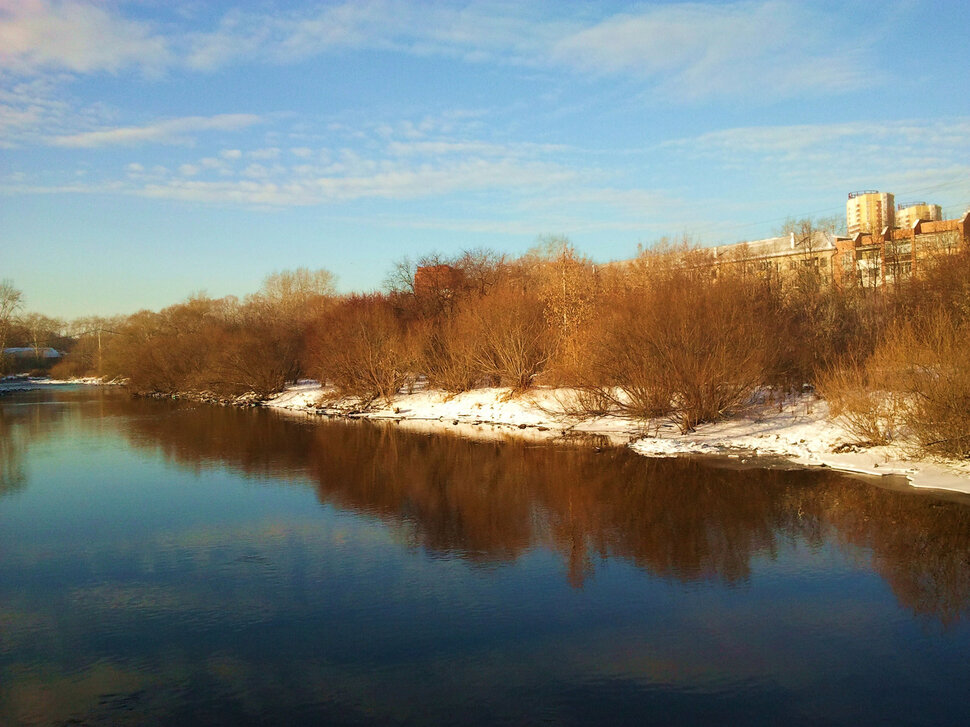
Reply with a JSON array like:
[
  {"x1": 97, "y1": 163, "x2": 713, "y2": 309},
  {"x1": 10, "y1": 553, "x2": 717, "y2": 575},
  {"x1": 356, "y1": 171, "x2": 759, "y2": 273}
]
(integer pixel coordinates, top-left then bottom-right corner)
[{"x1": 2, "y1": 387, "x2": 970, "y2": 725}]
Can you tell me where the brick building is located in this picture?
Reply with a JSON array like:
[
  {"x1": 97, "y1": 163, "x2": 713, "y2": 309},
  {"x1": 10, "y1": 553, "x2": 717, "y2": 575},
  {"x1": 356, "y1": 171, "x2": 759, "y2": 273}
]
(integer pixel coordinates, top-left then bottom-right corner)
[
  {"x1": 413, "y1": 264, "x2": 464, "y2": 296},
  {"x1": 833, "y1": 212, "x2": 970, "y2": 287}
]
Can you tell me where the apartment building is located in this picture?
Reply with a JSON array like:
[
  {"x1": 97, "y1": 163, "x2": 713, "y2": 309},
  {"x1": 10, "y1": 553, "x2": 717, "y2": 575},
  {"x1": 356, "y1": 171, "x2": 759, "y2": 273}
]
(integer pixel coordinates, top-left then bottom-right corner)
[
  {"x1": 846, "y1": 190, "x2": 895, "y2": 235},
  {"x1": 895, "y1": 201, "x2": 943, "y2": 229},
  {"x1": 833, "y1": 212, "x2": 970, "y2": 287},
  {"x1": 709, "y1": 230, "x2": 838, "y2": 280}
]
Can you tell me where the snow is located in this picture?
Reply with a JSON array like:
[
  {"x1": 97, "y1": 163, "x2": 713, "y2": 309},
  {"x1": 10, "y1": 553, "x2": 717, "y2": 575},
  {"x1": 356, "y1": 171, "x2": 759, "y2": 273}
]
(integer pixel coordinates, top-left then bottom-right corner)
[
  {"x1": 265, "y1": 381, "x2": 970, "y2": 496},
  {"x1": 268, "y1": 382, "x2": 633, "y2": 444},
  {"x1": 2, "y1": 347, "x2": 61, "y2": 358},
  {"x1": 0, "y1": 375, "x2": 113, "y2": 390},
  {"x1": 5, "y1": 374, "x2": 966, "y2": 495}
]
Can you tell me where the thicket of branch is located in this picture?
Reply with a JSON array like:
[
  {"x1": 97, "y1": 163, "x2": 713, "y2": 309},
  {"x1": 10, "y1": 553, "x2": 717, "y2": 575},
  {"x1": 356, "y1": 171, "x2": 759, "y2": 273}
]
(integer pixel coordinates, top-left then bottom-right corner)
[{"x1": 33, "y1": 243, "x2": 970, "y2": 458}]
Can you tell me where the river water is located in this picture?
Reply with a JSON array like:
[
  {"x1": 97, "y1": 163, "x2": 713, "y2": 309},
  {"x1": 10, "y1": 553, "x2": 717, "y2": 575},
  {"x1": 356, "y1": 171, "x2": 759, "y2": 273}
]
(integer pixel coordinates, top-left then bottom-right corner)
[{"x1": 1, "y1": 386, "x2": 969, "y2": 725}]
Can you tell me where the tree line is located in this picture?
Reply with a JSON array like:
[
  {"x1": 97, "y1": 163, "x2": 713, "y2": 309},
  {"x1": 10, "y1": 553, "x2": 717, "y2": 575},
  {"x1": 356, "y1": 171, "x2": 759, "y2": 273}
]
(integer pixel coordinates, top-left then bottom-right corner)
[{"x1": 4, "y1": 227, "x2": 969, "y2": 458}]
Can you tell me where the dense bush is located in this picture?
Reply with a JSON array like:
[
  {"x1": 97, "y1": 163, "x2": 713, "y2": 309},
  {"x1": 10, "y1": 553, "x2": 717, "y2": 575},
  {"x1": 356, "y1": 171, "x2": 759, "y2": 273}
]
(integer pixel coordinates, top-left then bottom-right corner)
[
  {"x1": 466, "y1": 283, "x2": 552, "y2": 391},
  {"x1": 95, "y1": 269, "x2": 334, "y2": 397},
  {"x1": 894, "y1": 313, "x2": 970, "y2": 459},
  {"x1": 413, "y1": 312, "x2": 479, "y2": 393},
  {"x1": 305, "y1": 295, "x2": 413, "y2": 405},
  {"x1": 574, "y1": 262, "x2": 770, "y2": 432},
  {"x1": 823, "y1": 312, "x2": 970, "y2": 458},
  {"x1": 818, "y1": 250, "x2": 970, "y2": 458}
]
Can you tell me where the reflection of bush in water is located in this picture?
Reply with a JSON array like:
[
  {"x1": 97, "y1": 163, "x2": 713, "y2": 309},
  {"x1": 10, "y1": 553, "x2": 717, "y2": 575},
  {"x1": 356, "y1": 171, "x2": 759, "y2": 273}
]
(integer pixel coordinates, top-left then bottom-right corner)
[
  {"x1": 117, "y1": 400, "x2": 970, "y2": 621},
  {"x1": 116, "y1": 398, "x2": 316, "y2": 479},
  {"x1": 801, "y1": 484, "x2": 970, "y2": 626},
  {"x1": 309, "y1": 430, "x2": 796, "y2": 585}
]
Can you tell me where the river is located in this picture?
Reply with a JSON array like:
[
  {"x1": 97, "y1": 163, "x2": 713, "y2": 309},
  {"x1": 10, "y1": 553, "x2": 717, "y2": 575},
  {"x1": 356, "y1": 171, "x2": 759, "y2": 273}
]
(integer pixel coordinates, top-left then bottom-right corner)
[{"x1": 2, "y1": 386, "x2": 969, "y2": 725}]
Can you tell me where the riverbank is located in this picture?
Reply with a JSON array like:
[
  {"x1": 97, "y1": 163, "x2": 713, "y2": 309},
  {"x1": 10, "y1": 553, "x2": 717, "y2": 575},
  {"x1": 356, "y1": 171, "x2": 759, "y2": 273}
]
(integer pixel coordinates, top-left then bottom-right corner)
[
  {"x1": 265, "y1": 381, "x2": 970, "y2": 496},
  {"x1": 7, "y1": 376, "x2": 965, "y2": 495},
  {"x1": 0, "y1": 375, "x2": 119, "y2": 392}
]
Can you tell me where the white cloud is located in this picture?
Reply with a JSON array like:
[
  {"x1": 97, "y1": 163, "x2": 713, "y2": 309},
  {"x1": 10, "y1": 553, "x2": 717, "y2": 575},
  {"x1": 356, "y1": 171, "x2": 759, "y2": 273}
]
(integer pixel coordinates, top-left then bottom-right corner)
[
  {"x1": 129, "y1": 156, "x2": 576, "y2": 207},
  {"x1": 551, "y1": 2, "x2": 869, "y2": 100},
  {"x1": 660, "y1": 117, "x2": 970, "y2": 218},
  {"x1": 241, "y1": 163, "x2": 270, "y2": 179},
  {"x1": 0, "y1": 1, "x2": 877, "y2": 104},
  {"x1": 0, "y1": 0, "x2": 170, "y2": 74},
  {"x1": 49, "y1": 114, "x2": 263, "y2": 147},
  {"x1": 0, "y1": 74, "x2": 113, "y2": 147},
  {"x1": 182, "y1": 0, "x2": 557, "y2": 70},
  {"x1": 665, "y1": 118, "x2": 970, "y2": 163},
  {"x1": 220, "y1": 149, "x2": 243, "y2": 159},
  {"x1": 247, "y1": 147, "x2": 280, "y2": 160},
  {"x1": 176, "y1": 1, "x2": 871, "y2": 101},
  {"x1": 386, "y1": 140, "x2": 567, "y2": 157}
]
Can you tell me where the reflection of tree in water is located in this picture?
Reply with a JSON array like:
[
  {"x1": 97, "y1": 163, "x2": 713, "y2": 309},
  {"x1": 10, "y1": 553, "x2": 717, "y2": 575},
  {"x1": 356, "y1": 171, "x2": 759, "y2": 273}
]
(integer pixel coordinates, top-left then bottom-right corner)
[
  {"x1": 0, "y1": 389, "x2": 79, "y2": 495},
  {"x1": 0, "y1": 404, "x2": 27, "y2": 494},
  {"x1": 115, "y1": 399, "x2": 970, "y2": 622}
]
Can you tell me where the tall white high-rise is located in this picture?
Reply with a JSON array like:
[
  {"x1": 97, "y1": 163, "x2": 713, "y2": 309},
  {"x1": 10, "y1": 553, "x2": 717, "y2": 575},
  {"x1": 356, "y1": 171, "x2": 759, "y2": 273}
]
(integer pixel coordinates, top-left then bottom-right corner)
[{"x1": 847, "y1": 191, "x2": 894, "y2": 235}]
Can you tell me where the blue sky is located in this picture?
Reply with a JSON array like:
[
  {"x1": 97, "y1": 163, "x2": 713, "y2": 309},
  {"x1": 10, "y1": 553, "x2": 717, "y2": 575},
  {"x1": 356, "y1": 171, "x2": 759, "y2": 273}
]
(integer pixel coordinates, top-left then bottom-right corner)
[{"x1": 2, "y1": 0, "x2": 969, "y2": 318}]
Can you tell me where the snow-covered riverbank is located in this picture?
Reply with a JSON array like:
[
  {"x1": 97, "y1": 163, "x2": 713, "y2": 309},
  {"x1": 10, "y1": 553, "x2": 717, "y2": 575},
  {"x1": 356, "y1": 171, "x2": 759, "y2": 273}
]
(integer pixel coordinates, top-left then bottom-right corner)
[
  {"x1": 266, "y1": 381, "x2": 970, "y2": 496},
  {"x1": 0, "y1": 376, "x2": 116, "y2": 392},
  {"x1": 7, "y1": 376, "x2": 965, "y2": 495}
]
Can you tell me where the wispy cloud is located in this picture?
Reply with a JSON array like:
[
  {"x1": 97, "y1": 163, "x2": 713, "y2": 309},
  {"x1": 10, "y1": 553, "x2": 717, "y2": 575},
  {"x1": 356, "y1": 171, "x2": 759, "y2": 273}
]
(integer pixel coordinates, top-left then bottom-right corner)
[
  {"x1": 0, "y1": 74, "x2": 115, "y2": 147},
  {"x1": 662, "y1": 117, "x2": 970, "y2": 218},
  {"x1": 665, "y1": 118, "x2": 970, "y2": 165},
  {"x1": 49, "y1": 114, "x2": 264, "y2": 147},
  {"x1": 386, "y1": 140, "x2": 567, "y2": 157},
  {"x1": 551, "y1": 1, "x2": 871, "y2": 100},
  {"x1": 183, "y1": 0, "x2": 560, "y2": 71},
  {"x1": 0, "y1": 0, "x2": 170, "y2": 74},
  {"x1": 134, "y1": 156, "x2": 577, "y2": 206},
  {"x1": 182, "y1": 1, "x2": 872, "y2": 100},
  {"x1": 6, "y1": 113, "x2": 594, "y2": 210},
  {"x1": 1, "y1": 1, "x2": 874, "y2": 102}
]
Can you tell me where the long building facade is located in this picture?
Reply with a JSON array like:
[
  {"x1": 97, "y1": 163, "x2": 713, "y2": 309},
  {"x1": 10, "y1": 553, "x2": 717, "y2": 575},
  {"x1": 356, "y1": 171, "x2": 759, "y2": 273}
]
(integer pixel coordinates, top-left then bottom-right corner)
[
  {"x1": 833, "y1": 212, "x2": 970, "y2": 287},
  {"x1": 702, "y1": 211, "x2": 968, "y2": 288},
  {"x1": 709, "y1": 230, "x2": 838, "y2": 281}
]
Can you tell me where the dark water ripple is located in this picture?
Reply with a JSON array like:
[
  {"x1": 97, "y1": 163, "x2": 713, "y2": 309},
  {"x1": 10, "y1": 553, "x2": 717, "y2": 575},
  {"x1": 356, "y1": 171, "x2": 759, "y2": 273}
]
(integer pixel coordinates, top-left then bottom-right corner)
[{"x1": 1, "y1": 387, "x2": 969, "y2": 725}]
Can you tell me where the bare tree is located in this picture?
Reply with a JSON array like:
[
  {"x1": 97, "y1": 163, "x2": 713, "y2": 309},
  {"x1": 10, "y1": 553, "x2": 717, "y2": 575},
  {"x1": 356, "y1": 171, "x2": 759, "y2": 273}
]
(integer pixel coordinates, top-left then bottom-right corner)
[
  {"x1": 453, "y1": 248, "x2": 506, "y2": 297},
  {"x1": 522, "y1": 236, "x2": 598, "y2": 374},
  {"x1": 259, "y1": 268, "x2": 335, "y2": 306},
  {"x1": 574, "y1": 261, "x2": 770, "y2": 432},
  {"x1": 306, "y1": 295, "x2": 412, "y2": 406},
  {"x1": 254, "y1": 267, "x2": 336, "y2": 324},
  {"x1": 0, "y1": 281, "x2": 23, "y2": 372},
  {"x1": 19, "y1": 313, "x2": 64, "y2": 360},
  {"x1": 383, "y1": 256, "x2": 418, "y2": 296},
  {"x1": 67, "y1": 315, "x2": 124, "y2": 376}
]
